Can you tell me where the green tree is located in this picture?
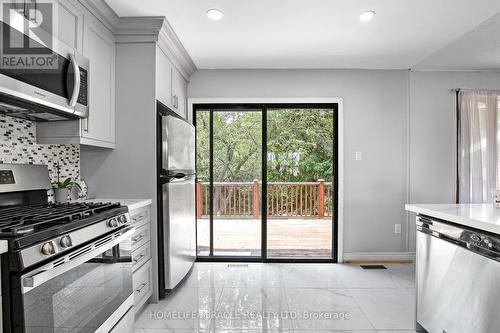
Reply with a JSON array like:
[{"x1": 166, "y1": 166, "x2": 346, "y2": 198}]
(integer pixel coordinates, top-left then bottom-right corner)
[{"x1": 195, "y1": 108, "x2": 334, "y2": 182}]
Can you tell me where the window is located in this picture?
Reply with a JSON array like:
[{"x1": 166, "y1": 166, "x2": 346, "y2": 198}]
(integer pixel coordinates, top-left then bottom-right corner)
[{"x1": 457, "y1": 90, "x2": 500, "y2": 203}]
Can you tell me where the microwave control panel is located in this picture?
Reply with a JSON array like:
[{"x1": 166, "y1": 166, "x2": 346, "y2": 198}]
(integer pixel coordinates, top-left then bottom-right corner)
[{"x1": 77, "y1": 68, "x2": 88, "y2": 106}]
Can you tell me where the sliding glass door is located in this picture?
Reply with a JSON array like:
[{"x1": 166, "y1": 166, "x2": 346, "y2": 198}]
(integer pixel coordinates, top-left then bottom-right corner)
[
  {"x1": 266, "y1": 108, "x2": 335, "y2": 259},
  {"x1": 212, "y1": 110, "x2": 262, "y2": 256},
  {"x1": 194, "y1": 104, "x2": 338, "y2": 262},
  {"x1": 195, "y1": 108, "x2": 262, "y2": 257}
]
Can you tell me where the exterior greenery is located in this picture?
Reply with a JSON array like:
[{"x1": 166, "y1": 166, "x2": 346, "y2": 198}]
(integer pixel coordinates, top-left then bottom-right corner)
[{"x1": 195, "y1": 108, "x2": 334, "y2": 182}]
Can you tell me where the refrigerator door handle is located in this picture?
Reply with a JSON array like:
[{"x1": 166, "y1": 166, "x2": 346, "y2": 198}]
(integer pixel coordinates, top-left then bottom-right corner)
[
  {"x1": 160, "y1": 173, "x2": 193, "y2": 184},
  {"x1": 170, "y1": 172, "x2": 187, "y2": 180}
]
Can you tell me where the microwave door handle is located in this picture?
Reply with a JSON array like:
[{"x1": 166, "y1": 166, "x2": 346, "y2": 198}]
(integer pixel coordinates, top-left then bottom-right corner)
[
  {"x1": 21, "y1": 226, "x2": 135, "y2": 293},
  {"x1": 68, "y1": 54, "x2": 81, "y2": 107}
]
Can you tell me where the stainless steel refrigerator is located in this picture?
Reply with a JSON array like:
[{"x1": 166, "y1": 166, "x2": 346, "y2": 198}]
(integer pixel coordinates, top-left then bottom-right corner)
[{"x1": 157, "y1": 101, "x2": 196, "y2": 296}]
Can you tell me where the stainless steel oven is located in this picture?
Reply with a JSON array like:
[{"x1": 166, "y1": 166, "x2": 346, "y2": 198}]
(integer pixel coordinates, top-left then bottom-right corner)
[
  {"x1": 5, "y1": 226, "x2": 135, "y2": 333},
  {"x1": 0, "y1": 21, "x2": 89, "y2": 121}
]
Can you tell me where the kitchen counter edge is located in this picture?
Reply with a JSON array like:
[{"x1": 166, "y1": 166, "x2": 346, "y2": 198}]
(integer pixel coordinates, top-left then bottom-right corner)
[
  {"x1": 83, "y1": 198, "x2": 152, "y2": 211},
  {"x1": 0, "y1": 240, "x2": 7, "y2": 254},
  {"x1": 406, "y1": 204, "x2": 500, "y2": 235}
]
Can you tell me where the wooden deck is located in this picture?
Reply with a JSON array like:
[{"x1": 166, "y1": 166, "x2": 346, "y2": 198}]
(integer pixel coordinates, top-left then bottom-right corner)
[{"x1": 197, "y1": 218, "x2": 333, "y2": 258}]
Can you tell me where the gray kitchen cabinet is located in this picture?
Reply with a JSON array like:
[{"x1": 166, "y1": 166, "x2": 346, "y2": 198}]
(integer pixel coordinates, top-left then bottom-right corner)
[
  {"x1": 171, "y1": 67, "x2": 187, "y2": 118},
  {"x1": 156, "y1": 45, "x2": 174, "y2": 110},
  {"x1": 37, "y1": 6, "x2": 116, "y2": 149},
  {"x1": 156, "y1": 45, "x2": 188, "y2": 118},
  {"x1": 129, "y1": 204, "x2": 153, "y2": 314},
  {"x1": 81, "y1": 12, "x2": 116, "y2": 146},
  {"x1": 36, "y1": 0, "x2": 84, "y2": 52},
  {"x1": 56, "y1": 0, "x2": 84, "y2": 53}
]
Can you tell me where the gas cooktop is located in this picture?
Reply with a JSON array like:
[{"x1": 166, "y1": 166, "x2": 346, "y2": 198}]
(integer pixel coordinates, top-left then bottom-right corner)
[
  {"x1": 0, "y1": 201, "x2": 128, "y2": 250},
  {"x1": 0, "y1": 165, "x2": 133, "y2": 271}
]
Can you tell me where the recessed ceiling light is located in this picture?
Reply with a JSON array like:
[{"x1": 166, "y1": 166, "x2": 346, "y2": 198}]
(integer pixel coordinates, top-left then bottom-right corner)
[
  {"x1": 207, "y1": 8, "x2": 223, "y2": 21},
  {"x1": 359, "y1": 10, "x2": 376, "y2": 22}
]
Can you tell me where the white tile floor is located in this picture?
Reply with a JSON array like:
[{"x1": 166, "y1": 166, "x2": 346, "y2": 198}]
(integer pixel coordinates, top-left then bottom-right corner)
[{"x1": 135, "y1": 263, "x2": 417, "y2": 333}]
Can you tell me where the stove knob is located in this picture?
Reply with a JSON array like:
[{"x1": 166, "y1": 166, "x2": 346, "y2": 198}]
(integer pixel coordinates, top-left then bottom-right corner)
[
  {"x1": 118, "y1": 215, "x2": 127, "y2": 224},
  {"x1": 59, "y1": 235, "x2": 72, "y2": 248},
  {"x1": 41, "y1": 242, "x2": 56, "y2": 255},
  {"x1": 471, "y1": 234, "x2": 480, "y2": 242},
  {"x1": 108, "y1": 218, "x2": 118, "y2": 228}
]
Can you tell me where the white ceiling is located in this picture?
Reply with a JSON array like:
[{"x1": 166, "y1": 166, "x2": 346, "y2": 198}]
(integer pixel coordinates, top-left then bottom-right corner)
[
  {"x1": 104, "y1": 0, "x2": 500, "y2": 70},
  {"x1": 414, "y1": 12, "x2": 500, "y2": 70}
]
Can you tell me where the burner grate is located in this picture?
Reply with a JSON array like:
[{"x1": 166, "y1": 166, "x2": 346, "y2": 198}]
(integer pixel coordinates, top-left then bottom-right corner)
[{"x1": 0, "y1": 202, "x2": 121, "y2": 236}]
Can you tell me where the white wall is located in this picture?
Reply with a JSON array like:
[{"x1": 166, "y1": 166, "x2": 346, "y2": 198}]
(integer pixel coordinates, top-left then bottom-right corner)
[{"x1": 188, "y1": 69, "x2": 410, "y2": 257}]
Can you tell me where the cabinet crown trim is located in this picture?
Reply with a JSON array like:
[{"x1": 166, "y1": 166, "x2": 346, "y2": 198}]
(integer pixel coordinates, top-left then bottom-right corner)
[
  {"x1": 116, "y1": 17, "x2": 197, "y2": 79},
  {"x1": 78, "y1": 0, "x2": 119, "y2": 32}
]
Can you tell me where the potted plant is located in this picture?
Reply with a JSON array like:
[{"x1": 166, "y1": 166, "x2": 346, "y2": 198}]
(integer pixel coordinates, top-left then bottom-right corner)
[{"x1": 53, "y1": 178, "x2": 82, "y2": 203}]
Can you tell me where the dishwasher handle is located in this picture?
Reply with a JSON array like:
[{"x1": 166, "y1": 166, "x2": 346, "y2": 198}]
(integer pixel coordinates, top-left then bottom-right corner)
[{"x1": 416, "y1": 216, "x2": 468, "y2": 246}]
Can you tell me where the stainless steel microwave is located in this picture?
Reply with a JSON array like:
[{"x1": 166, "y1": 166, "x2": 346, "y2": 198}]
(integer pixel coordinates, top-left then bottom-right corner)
[{"x1": 0, "y1": 21, "x2": 89, "y2": 121}]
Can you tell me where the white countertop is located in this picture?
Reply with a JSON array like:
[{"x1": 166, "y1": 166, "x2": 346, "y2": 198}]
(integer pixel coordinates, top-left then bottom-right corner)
[
  {"x1": 406, "y1": 204, "x2": 500, "y2": 235},
  {"x1": 83, "y1": 198, "x2": 152, "y2": 211}
]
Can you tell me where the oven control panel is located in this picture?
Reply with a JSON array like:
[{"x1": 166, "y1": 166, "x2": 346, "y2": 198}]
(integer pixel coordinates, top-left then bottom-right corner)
[
  {"x1": 107, "y1": 214, "x2": 130, "y2": 228},
  {"x1": 0, "y1": 170, "x2": 15, "y2": 184},
  {"x1": 36, "y1": 214, "x2": 130, "y2": 258}
]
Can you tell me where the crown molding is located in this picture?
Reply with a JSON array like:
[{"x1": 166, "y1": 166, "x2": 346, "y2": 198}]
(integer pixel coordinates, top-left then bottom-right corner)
[
  {"x1": 115, "y1": 17, "x2": 197, "y2": 79},
  {"x1": 157, "y1": 18, "x2": 197, "y2": 80},
  {"x1": 78, "y1": 0, "x2": 119, "y2": 33}
]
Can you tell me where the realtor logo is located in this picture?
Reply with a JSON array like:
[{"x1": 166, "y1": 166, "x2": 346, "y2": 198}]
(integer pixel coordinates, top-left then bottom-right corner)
[{"x1": 1, "y1": 0, "x2": 57, "y2": 69}]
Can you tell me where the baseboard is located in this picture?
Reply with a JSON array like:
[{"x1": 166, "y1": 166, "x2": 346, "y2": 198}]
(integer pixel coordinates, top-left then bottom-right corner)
[{"x1": 343, "y1": 251, "x2": 415, "y2": 263}]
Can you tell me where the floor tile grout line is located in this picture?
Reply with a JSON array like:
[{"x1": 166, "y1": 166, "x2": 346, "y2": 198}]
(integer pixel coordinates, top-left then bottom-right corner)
[
  {"x1": 282, "y1": 287, "x2": 295, "y2": 332},
  {"x1": 344, "y1": 287, "x2": 378, "y2": 332}
]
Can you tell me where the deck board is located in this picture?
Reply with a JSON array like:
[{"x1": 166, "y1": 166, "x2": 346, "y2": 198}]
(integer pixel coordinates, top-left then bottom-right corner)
[{"x1": 197, "y1": 218, "x2": 333, "y2": 258}]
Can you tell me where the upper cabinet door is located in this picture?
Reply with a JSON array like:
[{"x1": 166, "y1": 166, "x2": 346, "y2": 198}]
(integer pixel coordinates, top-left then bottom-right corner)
[
  {"x1": 156, "y1": 46, "x2": 173, "y2": 110},
  {"x1": 56, "y1": 0, "x2": 84, "y2": 52},
  {"x1": 82, "y1": 13, "x2": 116, "y2": 144},
  {"x1": 171, "y1": 68, "x2": 187, "y2": 118}
]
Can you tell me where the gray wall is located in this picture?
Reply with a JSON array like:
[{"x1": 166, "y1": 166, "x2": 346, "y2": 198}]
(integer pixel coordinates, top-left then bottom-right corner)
[
  {"x1": 188, "y1": 69, "x2": 410, "y2": 255},
  {"x1": 81, "y1": 42, "x2": 159, "y2": 299},
  {"x1": 79, "y1": 66, "x2": 500, "y2": 262},
  {"x1": 188, "y1": 69, "x2": 500, "y2": 256},
  {"x1": 408, "y1": 71, "x2": 500, "y2": 251}
]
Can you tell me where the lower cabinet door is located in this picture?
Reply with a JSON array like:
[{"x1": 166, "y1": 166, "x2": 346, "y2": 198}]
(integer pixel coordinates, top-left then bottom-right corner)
[
  {"x1": 133, "y1": 259, "x2": 153, "y2": 311},
  {"x1": 110, "y1": 307, "x2": 134, "y2": 333}
]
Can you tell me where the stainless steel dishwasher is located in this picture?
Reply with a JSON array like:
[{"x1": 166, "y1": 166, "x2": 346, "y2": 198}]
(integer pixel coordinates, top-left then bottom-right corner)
[{"x1": 416, "y1": 216, "x2": 500, "y2": 333}]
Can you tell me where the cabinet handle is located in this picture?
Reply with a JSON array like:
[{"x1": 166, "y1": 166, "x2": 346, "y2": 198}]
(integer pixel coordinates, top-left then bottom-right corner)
[
  {"x1": 172, "y1": 95, "x2": 179, "y2": 109},
  {"x1": 83, "y1": 117, "x2": 89, "y2": 132},
  {"x1": 133, "y1": 253, "x2": 146, "y2": 263},
  {"x1": 132, "y1": 214, "x2": 145, "y2": 223},
  {"x1": 136, "y1": 282, "x2": 147, "y2": 293},
  {"x1": 132, "y1": 234, "x2": 145, "y2": 243}
]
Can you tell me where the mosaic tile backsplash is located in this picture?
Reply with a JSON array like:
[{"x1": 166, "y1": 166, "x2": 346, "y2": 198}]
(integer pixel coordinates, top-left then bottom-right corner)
[{"x1": 0, "y1": 114, "x2": 81, "y2": 199}]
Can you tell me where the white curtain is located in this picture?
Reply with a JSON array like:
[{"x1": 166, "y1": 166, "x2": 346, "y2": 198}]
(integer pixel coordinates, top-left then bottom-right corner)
[{"x1": 458, "y1": 90, "x2": 500, "y2": 203}]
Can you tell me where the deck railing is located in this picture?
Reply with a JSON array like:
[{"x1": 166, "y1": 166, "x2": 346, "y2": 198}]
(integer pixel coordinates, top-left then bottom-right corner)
[{"x1": 196, "y1": 180, "x2": 333, "y2": 219}]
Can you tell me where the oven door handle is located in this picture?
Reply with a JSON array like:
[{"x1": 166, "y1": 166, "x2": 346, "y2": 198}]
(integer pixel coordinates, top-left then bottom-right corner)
[
  {"x1": 68, "y1": 53, "x2": 81, "y2": 107},
  {"x1": 22, "y1": 226, "x2": 135, "y2": 293}
]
